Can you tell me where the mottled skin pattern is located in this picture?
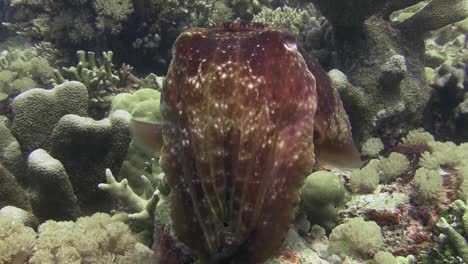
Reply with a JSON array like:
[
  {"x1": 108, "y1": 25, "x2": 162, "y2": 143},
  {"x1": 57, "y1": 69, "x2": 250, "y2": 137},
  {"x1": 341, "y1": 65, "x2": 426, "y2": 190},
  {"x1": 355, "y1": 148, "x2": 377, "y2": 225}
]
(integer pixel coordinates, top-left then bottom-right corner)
[{"x1": 160, "y1": 21, "x2": 358, "y2": 263}]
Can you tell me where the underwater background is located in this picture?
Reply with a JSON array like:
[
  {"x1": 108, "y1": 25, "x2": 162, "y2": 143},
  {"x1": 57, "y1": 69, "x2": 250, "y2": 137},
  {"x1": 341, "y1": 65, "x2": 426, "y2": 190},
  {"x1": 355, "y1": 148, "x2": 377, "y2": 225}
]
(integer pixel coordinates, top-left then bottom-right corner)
[{"x1": 0, "y1": 0, "x2": 467, "y2": 263}]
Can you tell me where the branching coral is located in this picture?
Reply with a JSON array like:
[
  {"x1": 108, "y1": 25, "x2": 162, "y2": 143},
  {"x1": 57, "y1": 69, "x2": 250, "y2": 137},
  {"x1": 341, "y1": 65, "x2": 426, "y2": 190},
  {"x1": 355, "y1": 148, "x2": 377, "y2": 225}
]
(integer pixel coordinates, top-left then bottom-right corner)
[
  {"x1": 99, "y1": 168, "x2": 160, "y2": 244},
  {"x1": 436, "y1": 199, "x2": 468, "y2": 262},
  {"x1": 94, "y1": 0, "x2": 133, "y2": 21},
  {"x1": 252, "y1": 5, "x2": 321, "y2": 38},
  {"x1": 54, "y1": 50, "x2": 139, "y2": 117}
]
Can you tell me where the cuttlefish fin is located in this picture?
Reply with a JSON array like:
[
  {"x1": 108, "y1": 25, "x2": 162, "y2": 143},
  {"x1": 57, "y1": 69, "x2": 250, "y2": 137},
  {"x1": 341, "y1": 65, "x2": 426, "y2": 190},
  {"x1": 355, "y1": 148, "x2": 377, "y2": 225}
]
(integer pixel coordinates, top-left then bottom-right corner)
[{"x1": 302, "y1": 52, "x2": 361, "y2": 170}]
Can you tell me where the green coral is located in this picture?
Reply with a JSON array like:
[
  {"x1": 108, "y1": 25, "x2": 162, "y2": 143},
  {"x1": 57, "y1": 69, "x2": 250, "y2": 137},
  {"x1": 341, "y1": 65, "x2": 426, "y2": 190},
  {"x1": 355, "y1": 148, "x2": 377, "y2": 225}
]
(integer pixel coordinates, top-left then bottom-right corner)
[
  {"x1": 378, "y1": 152, "x2": 410, "y2": 183},
  {"x1": 362, "y1": 137, "x2": 384, "y2": 157},
  {"x1": 436, "y1": 199, "x2": 468, "y2": 262},
  {"x1": 10, "y1": 77, "x2": 37, "y2": 94},
  {"x1": 300, "y1": 170, "x2": 347, "y2": 230},
  {"x1": 0, "y1": 48, "x2": 54, "y2": 97},
  {"x1": 11, "y1": 81, "x2": 88, "y2": 155},
  {"x1": 401, "y1": 129, "x2": 435, "y2": 145},
  {"x1": 458, "y1": 163, "x2": 468, "y2": 200},
  {"x1": 373, "y1": 251, "x2": 397, "y2": 264},
  {"x1": 111, "y1": 88, "x2": 161, "y2": 124},
  {"x1": 99, "y1": 168, "x2": 160, "y2": 244},
  {"x1": 55, "y1": 50, "x2": 119, "y2": 93},
  {"x1": 412, "y1": 167, "x2": 444, "y2": 202},
  {"x1": 329, "y1": 217, "x2": 384, "y2": 258},
  {"x1": 0, "y1": 212, "x2": 156, "y2": 263},
  {"x1": 350, "y1": 160, "x2": 380, "y2": 193}
]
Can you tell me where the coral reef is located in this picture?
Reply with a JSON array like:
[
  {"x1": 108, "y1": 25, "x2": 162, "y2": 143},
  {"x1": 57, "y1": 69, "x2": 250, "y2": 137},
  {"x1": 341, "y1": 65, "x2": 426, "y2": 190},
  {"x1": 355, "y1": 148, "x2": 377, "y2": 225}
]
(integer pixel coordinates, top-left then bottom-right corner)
[
  {"x1": 329, "y1": 217, "x2": 384, "y2": 258},
  {"x1": 435, "y1": 199, "x2": 468, "y2": 262},
  {"x1": 11, "y1": 81, "x2": 88, "y2": 156},
  {"x1": 49, "y1": 110, "x2": 131, "y2": 214},
  {"x1": 362, "y1": 137, "x2": 384, "y2": 158},
  {"x1": 252, "y1": 5, "x2": 321, "y2": 38},
  {"x1": 54, "y1": 50, "x2": 141, "y2": 118},
  {"x1": 0, "y1": 122, "x2": 26, "y2": 182},
  {"x1": 27, "y1": 149, "x2": 80, "y2": 221},
  {"x1": 111, "y1": 88, "x2": 163, "y2": 193},
  {"x1": 300, "y1": 170, "x2": 348, "y2": 230},
  {"x1": 311, "y1": 0, "x2": 468, "y2": 144},
  {"x1": 4, "y1": 0, "x2": 235, "y2": 73},
  {"x1": 350, "y1": 160, "x2": 380, "y2": 194},
  {"x1": 424, "y1": 61, "x2": 468, "y2": 143},
  {"x1": 0, "y1": 163, "x2": 31, "y2": 211},
  {"x1": 0, "y1": 212, "x2": 156, "y2": 263}
]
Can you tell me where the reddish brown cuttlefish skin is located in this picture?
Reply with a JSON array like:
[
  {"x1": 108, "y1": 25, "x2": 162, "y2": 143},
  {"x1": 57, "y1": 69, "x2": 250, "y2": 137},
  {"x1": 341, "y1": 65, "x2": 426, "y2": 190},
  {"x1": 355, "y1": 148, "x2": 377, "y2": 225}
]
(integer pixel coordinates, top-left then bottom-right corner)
[{"x1": 160, "y1": 21, "x2": 360, "y2": 264}]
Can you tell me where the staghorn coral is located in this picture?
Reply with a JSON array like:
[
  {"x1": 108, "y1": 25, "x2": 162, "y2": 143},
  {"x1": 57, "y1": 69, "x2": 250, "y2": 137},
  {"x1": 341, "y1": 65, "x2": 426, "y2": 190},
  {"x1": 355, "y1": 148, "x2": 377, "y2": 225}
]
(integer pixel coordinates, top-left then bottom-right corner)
[
  {"x1": 53, "y1": 50, "x2": 135, "y2": 118},
  {"x1": 311, "y1": 0, "x2": 468, "y2": 144},
  {"x1": 99, "y1": 168, "x2": 160, "y2": 244}
]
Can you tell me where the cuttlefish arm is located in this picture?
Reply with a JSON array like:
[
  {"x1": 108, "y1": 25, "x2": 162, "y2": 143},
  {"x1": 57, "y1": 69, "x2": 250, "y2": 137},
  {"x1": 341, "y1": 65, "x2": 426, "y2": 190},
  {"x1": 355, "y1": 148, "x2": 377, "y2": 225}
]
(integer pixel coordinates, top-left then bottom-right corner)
[{"x1": 302, "y1": 52, "x2": 361, "y2": 169}]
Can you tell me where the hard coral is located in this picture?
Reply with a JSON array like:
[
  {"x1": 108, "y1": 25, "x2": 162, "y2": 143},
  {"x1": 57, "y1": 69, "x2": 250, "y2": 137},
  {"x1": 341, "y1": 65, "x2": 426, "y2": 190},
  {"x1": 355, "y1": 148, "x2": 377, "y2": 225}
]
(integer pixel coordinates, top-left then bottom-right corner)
[
  {"x1": 28, "y1": 149, "x2": 80, "y2": 221},
  {"x1": 312, "y1": 0, "x2": 468, "y2": 143},
  {"x1": 11, "y1": 81, "x2": 88, "y2": 156},
  {"x1": 301, "y1": 171, "x2": 348, "y2": 230},
  {"x1": 49, "y1": 110, "x2": 131, "y2": 214}
]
